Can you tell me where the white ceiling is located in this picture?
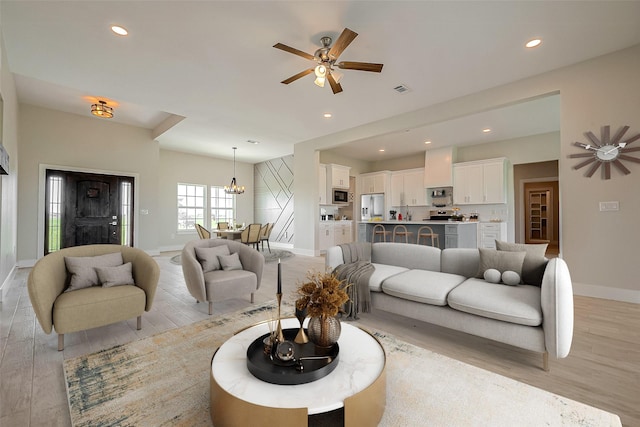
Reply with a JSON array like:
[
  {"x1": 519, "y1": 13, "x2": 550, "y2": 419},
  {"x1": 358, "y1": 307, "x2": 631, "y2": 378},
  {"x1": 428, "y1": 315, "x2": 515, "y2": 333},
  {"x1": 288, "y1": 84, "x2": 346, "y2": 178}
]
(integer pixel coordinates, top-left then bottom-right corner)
[{"x1": 3, "y1": 1, "x2": 640, "y2": 163}]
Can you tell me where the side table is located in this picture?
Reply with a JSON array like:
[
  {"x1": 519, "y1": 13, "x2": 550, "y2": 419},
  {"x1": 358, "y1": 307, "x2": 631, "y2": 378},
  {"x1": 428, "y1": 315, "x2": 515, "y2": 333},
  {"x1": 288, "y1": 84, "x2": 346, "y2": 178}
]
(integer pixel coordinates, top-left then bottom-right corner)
[{"x1": 210, "y1": 318, "x2": 386, "y2": 427}]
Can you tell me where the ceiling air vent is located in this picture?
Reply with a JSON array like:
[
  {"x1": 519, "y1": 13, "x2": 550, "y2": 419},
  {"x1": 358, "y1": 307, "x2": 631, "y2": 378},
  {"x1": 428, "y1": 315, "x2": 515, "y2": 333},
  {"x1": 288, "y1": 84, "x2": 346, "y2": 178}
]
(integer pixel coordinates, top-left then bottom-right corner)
[{"x1": 393, "y1": 84, "x2": 411, "y2": 94}]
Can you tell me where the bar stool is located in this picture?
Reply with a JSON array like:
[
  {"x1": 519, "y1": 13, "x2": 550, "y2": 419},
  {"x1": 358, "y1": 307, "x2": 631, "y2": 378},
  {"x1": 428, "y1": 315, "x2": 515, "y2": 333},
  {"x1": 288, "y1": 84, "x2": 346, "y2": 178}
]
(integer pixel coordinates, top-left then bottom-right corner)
[
  {"x1": 371, "y1": 224, "x2": 391, "y2": 242},
  {"x1": 392, "y1": 224, "x2": 414, "y2": 243},
  {"x1": 417, "y1": 226, "x2": 440, "y2": 248}
]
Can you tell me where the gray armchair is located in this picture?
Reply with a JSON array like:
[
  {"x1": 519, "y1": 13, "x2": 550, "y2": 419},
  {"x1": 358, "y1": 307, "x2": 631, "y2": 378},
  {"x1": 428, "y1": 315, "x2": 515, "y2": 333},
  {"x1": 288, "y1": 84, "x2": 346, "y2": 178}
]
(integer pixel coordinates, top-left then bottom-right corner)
[{"x1": 181, "y1": 239, "x2": 265, "y2": 315}]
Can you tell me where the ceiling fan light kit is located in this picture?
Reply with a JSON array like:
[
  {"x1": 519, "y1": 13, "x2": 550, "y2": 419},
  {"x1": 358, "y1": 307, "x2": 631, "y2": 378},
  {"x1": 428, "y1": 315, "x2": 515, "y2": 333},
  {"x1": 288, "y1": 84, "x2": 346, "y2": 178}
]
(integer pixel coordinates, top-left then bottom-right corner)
[
  {"x1": 274, "y1": 28, "x2": 384, "y2": 94},
  {"x1": 569, "y1": 125, "x2": 640, "y2": 180}
]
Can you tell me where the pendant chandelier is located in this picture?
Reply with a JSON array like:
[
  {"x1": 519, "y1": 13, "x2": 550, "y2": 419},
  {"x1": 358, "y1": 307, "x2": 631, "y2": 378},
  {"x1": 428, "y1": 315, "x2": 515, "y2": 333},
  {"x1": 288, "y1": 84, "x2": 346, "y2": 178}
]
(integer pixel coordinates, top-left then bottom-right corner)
[{"x1": 224, "y1": 147, "x2": 245, "y2": 194}]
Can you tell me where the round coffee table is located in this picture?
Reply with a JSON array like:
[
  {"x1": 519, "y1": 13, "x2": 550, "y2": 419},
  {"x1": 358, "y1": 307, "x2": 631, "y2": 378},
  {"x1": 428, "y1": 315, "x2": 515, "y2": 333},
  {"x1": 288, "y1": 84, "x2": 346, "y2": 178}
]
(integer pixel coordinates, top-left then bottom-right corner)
[{"x1": 210, "y1": 317, "x2": 386, "y2": 427}]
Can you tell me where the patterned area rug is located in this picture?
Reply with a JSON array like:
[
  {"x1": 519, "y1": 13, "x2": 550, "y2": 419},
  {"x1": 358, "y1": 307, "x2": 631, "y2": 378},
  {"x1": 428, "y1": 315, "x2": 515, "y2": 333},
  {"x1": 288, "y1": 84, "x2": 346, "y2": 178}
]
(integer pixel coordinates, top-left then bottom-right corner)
[
  {"x1": 170, "y1": 248, "x2": 293, "y2": 265},
  {"x1": 64, "y1": 303, "x2": 622, "y2": 427}
]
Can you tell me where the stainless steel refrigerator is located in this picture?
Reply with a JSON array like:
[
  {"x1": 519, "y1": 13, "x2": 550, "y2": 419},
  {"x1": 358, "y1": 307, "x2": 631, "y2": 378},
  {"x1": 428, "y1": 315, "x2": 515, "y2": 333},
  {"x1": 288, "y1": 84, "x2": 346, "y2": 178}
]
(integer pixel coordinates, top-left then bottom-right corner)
[{"x1": 360, "y1": 193, "x2": 385, "y2": 220}]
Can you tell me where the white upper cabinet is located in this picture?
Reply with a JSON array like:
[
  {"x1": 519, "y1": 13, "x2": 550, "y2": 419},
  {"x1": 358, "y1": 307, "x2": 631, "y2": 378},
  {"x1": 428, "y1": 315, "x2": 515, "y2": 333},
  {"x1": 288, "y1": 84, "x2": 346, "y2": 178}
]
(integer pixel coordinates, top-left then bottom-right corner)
[
  {"x1": 318, "y1": 164, "x2": 328, "y2": 204},
  {"x1": 424, "y1": 147, "x2": 456, "y2": 188},
  {"x1": 453, "y1": 158, "x2": 506, "y2": 205},
  {"x1": 328, "y1": 164, "x2": 350, "y2": 189},
  {"x1": 360, "y1": 172, "x2": 388, "y2": 194},
  {"x1": 391, "y1": 169, "x2": 427, "y2": 206}
]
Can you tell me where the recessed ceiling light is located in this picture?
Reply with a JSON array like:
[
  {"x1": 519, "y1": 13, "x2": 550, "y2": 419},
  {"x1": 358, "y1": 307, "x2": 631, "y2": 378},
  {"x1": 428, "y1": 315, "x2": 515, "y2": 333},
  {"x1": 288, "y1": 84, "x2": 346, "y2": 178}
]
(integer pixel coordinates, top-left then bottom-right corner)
[
  {"x1": 379, "y1": 149, "x2": 385, "y2": 152},
  {"x1": 323, "y1": 113, "x2": 332, "y2": 118},
  {"x1": 111, "y1": 25, "x2": 128, "y2": 36},
  {"x1": 482, "y1": 128, "x2": 492, "y2": 133},
  {"x1": 525, "y1": 38, "x2": 541, "y2": 48},
  {"x1": 424, "y1": 140, "x2": 432, "y2": 145},
  {"x1": 247, "y1": 140, "x2": 260, "y2": 144}
]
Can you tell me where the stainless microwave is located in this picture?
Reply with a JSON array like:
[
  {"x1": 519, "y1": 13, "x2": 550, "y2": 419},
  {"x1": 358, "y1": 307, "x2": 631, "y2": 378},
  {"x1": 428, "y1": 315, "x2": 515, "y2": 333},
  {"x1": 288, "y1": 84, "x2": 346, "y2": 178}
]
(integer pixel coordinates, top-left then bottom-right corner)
[{"x1": 332, "y1": 189, "x2": 349, "y2": 204}]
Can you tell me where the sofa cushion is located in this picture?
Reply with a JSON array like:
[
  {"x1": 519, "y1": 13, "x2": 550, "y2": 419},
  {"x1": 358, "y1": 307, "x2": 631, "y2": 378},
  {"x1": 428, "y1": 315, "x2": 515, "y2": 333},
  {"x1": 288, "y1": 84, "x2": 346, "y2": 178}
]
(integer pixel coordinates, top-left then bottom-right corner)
[
  {"x1": 447, "y1": 278, "x2": 542, "y2": 326},
  {"x1": 218, "y1": 252, "x2": 244, "y2": 271},
  {"x1": 195, "y1": 245, "x2": 230, "y2": 272},
  {"x1": 64, "y1": 252, "x2": 124, "y2": 292},
  {"x1": 203, "y1": 269, "x2": 257, "y2": 298},
  {"x1": 96, "y1": 262, "x2": 134, "y2": 288},
  {"x1": 495, "y1": 241, "x2": 549, "y2": 286},
  {"x1": 368, "y1": 263, "x2": 408, "y2": 292},
  {"x1": 476, "y1": 249, "x2": 526, "y2": 278},
  {"x1": 381, "y1": 270, "x2": 467, "y2": 306}
]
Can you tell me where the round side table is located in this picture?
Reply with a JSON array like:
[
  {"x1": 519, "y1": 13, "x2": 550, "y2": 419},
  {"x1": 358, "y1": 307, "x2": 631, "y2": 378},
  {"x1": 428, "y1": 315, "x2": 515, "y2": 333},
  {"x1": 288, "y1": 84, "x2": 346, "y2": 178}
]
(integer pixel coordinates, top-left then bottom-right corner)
[{"x1": 210, "y1": 318, "x2": 386, "y2": 427}]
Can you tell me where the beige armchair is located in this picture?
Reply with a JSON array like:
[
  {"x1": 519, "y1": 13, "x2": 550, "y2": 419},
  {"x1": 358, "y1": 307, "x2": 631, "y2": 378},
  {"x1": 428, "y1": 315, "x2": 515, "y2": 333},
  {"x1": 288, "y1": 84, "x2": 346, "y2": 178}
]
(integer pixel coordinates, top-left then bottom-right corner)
[
  {"x1": 181, "y1": 239, "x2": 264, "y2": 315},
  {"x1": 27, "y1": 245, "x2": 160, "y2": 350}
]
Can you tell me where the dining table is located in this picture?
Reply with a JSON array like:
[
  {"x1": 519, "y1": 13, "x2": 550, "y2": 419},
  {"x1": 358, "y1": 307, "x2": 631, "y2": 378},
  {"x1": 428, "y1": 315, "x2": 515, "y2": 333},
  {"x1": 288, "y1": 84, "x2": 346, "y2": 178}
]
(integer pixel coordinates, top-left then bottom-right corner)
[{"x1": 212, "y1": 227, "x2": 245, "y2": 240}]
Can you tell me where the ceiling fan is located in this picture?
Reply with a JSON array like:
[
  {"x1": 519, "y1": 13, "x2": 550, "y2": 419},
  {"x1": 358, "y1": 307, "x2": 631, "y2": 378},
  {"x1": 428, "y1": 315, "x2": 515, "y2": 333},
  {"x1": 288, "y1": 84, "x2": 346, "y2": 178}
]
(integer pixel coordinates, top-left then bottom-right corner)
[{"x1": 273, "y1": 28, "x2": 384, "y2": 94}]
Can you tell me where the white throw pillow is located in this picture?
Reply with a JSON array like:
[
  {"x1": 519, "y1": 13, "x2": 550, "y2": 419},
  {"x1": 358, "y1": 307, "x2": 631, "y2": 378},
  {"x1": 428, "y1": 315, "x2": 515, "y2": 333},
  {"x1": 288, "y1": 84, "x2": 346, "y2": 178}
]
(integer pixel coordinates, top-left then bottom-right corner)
[
  {"x1": 501, "y1": 270, "x2": 521, "y2": 286},
  {"x1": 483, "y1": 268, "x2": 502, "y2": 284}
]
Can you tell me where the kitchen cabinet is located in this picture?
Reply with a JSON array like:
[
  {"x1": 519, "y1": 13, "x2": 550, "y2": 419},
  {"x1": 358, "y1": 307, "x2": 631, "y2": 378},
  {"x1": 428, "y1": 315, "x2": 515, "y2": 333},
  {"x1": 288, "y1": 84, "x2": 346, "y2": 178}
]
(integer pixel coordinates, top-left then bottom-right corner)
[
  {"x1": 318, "y1": 164, "x2": 328, "y2": 204},
  {"x1": 444, "y1": 223, "x2": 477, "y2": 249},
  {"x1": 424, "y1": 147, "x2": 456, "y2": 188},
  {"x1": 360, "y1": 172, "x2": 388, "y2": 194},
  {"x1": 478, "y1": 222, "x2": 507, "y2": 249},
  {"x1": 318, "y1": 223, "x2": 334, "y2": 250},
  {"x1": 391, "y1": 169, "x2": 427, "y2": 206},
  {"x1": 334, "y1": 222, "x2": 353, "y2": 246},
  {"x1": 453, "y1": 158, "x2": 506, "y2": 205},
  {"x1": 328, "y1": 164, "x2": 350, "y2": 189}
]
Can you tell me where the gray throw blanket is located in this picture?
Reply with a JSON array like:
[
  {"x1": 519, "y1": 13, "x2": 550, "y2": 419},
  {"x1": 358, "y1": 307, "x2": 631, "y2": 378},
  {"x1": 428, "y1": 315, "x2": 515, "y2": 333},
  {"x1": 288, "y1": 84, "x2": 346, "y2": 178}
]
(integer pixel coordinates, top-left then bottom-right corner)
[{"x1": 332, "y1": 242, "x2": 374, "y2": 319}]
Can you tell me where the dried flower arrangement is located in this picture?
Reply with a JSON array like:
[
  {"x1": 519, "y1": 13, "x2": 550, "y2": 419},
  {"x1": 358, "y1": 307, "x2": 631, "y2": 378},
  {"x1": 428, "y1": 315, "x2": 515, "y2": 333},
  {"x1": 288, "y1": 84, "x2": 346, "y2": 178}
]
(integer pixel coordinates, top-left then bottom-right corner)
[{"x1": 296, "y1": 271, "x2": 350, "y2": 318}]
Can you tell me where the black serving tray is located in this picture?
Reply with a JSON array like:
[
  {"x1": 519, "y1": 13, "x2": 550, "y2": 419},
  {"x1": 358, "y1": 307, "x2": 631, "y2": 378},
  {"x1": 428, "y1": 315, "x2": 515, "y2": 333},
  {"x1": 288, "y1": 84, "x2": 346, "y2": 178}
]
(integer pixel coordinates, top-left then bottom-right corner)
[{"x1": 246, "y1": 328, "x2": 339, "y2": 385}]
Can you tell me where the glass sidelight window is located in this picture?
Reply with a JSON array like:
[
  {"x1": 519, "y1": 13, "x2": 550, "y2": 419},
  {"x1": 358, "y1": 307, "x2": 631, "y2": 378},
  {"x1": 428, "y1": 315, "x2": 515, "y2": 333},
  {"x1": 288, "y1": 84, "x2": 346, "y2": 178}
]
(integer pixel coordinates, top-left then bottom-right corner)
[{"x1": 46, "y1": 174, "x2": 63, "y2": 253}]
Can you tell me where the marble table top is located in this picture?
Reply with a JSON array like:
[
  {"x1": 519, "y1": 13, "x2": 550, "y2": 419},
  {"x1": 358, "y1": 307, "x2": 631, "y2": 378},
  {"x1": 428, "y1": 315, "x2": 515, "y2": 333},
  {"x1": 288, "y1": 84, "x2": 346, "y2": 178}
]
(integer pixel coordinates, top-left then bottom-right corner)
[{"x1": 211, "y1": 318, "x2": 385, "y2": 415}]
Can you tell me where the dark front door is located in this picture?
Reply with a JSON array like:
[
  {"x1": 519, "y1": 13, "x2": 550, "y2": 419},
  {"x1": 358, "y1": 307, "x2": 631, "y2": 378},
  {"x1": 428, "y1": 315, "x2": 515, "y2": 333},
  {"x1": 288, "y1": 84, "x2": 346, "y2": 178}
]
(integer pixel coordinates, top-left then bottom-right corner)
[
  {"x1": 45, "y1": 170, "x2": 134, "y2": 254},
  {"x1": 62, "y1": 172, "x2": 121, "y2": 248}
]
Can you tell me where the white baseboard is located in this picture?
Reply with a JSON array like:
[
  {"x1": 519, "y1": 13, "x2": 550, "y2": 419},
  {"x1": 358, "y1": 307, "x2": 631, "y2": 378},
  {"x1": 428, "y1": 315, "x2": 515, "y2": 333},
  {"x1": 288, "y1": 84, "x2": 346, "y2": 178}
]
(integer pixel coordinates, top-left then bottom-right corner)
[
  {"x1": 17, "y1": 259, "x2": 37, "y2": 268},
  {"x1": 573, "y1": 282, "x2": 640, "y2": 304}
]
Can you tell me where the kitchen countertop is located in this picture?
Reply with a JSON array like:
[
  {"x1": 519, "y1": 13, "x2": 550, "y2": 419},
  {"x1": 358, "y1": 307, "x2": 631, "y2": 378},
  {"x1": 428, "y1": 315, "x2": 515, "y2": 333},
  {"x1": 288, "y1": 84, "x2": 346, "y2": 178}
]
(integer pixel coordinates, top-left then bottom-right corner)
[{"x1": 357, "y1": 220, "x2": 478, "y2": 225}]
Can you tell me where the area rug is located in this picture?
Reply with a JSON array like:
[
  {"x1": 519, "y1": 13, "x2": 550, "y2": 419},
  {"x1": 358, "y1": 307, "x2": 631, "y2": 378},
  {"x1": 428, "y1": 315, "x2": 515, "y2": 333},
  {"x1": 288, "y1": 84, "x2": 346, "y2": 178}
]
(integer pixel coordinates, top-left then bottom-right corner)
[
  {"x1": 170, "y1": 248, "x2": 293, "y2": 265},
  {"x1": 64, "y1": 303, "x2": 622, "y2": 427}
]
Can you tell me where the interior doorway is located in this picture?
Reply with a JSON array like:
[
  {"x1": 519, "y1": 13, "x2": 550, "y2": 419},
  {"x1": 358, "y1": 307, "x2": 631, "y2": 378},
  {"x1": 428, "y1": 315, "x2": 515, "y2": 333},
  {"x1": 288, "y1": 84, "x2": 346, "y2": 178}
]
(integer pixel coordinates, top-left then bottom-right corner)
[
  {"x1": 44, "y1": 169, "x2": 134, "y2": 254},
  {"x1": 524, "y1": 181, "x2": 559, "y2": 253}
]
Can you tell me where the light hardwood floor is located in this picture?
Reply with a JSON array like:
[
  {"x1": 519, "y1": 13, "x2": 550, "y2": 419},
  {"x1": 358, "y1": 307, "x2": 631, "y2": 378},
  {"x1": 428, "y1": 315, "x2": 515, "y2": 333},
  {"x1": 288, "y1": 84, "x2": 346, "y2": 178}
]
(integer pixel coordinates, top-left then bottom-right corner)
[{"x1": 1, "y1": 251, "x2": 638, "y2": 426}]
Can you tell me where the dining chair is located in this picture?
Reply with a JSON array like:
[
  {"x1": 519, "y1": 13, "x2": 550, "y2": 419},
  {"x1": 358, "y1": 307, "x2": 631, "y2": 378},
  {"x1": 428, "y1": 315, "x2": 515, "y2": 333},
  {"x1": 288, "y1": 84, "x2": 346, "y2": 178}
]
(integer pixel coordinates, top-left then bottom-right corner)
[
  {"x1": 195, "y1": 223, "x2": 211, "y2": 239},
  {"x1": 259, "y1": 223, "x2": 274, "y2": 253},
  {"x1": 241, "y1": 223, "x2": 262, "y2": 250},
  {"x1": 215, "y1": 221, "x2": 229, "y2": 238}
]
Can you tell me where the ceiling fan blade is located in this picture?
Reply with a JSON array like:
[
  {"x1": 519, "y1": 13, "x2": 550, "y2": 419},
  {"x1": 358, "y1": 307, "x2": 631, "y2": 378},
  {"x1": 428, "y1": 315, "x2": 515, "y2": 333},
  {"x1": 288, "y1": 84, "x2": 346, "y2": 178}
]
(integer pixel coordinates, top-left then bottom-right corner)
[
  {"x1": 327, "y1": 73, "x2": 343, "y2": 94},
  {"x1": 273, "y1": 43, "x2": 315, "y2": 61},
  {"x1": 328, "y1": 28, "x2": 358, "y2": 60},
  {"x1": 281, "y1": 68, "x2": 314, "y2": 85},
  {"x1": 336, "y1": 61, "x2": 384, "y2": 73}
]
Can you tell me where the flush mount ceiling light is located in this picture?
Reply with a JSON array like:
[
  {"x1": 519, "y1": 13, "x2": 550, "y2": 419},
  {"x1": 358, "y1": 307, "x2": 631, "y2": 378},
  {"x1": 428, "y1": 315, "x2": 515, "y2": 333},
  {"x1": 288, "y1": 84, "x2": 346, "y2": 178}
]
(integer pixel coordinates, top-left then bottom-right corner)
[
  {"x1": 224, "y1": 147, "x2": 245, "y2": 195},
  {"x1": 424, "y1": 140, "x2": 432, "y2": 145},
  {"x1": 323, "y1": 113, "x2": 332, "y2": 118},
  {"x1": 525, "y1": 38, "x2": 542, "y2": 48},
  {"x1": 482, "y1": 128, "x2": 492, "y2": 133},
  {"x1": 91, "y1": 100, "x2": 114, "y2": 118}
]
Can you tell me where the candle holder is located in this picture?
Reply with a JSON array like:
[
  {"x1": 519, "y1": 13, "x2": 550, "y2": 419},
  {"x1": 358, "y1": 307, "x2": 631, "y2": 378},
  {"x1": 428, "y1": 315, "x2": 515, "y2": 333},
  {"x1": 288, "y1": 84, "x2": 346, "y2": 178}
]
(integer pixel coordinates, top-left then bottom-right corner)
[
  {"x1": 294, "y1": 306, "x2": 309, "y2": 344},
  {"x1": 275, "y1": 293, "x2": 284, "y2": 343}
]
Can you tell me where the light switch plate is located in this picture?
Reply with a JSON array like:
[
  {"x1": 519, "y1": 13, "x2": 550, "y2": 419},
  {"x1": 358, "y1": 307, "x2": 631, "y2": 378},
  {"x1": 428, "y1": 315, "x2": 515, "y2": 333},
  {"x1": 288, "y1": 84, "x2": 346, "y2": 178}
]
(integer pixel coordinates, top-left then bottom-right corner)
[{"x1": 599, "y1": 201, "x2": 619, "y2": 211}]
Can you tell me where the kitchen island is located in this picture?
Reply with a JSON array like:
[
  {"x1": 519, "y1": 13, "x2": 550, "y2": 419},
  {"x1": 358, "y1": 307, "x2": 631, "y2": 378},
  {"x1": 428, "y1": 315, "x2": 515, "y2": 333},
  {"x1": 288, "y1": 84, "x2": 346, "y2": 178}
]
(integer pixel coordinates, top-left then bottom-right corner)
[{"x1": 357, "y1": 220, "x2": 478, "y2": 248}]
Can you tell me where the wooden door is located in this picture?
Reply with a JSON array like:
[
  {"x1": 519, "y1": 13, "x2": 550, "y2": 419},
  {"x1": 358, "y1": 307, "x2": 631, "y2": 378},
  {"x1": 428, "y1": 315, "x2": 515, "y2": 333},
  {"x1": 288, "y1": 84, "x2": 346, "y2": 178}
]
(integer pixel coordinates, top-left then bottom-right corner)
[
  {"x1": 524, "y1": 181, "x2": 559, "y2": 249},
  {"x1": 45, "y1": 170, "x2": 134, "y2": 253}
]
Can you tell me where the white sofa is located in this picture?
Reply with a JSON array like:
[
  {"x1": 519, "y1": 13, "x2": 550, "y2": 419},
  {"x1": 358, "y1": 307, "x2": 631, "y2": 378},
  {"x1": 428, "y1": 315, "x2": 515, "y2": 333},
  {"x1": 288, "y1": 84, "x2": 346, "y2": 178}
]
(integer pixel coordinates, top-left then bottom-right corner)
[{"x1": 326, "y1": 242, "x2": 574, "y2": 370}]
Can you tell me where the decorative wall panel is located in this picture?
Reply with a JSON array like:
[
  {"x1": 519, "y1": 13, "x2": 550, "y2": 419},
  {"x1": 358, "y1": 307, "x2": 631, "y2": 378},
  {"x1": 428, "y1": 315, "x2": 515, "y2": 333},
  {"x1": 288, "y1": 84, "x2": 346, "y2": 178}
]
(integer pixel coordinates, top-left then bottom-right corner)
[{"x1": 254, "y1": 155, "x2": 294, "y2": 244}]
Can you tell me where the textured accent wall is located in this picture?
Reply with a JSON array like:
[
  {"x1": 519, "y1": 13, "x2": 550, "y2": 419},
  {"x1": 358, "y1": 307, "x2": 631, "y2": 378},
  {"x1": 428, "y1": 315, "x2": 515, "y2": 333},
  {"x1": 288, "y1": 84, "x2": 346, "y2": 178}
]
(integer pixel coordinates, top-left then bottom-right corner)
[{"x1": 254, "y1": 155, "x2": 294, "y2": 244}]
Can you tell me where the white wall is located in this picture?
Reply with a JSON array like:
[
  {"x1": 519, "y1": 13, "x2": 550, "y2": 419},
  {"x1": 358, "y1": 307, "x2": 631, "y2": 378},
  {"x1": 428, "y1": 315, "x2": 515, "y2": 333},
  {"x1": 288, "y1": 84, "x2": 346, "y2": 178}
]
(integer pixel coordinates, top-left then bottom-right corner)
[
  {"x1": 295, "y1": 44, "x2": 640, "y2": 303},
  {"x1": 0, "y1": 29, "x2": 19, "y2": 295},
  {"x1": 158, "y1": 149, "x2": 254, "y2": 251},
  {"x1": 17, "y1": 105, "x2": 160, "y2": 260}
]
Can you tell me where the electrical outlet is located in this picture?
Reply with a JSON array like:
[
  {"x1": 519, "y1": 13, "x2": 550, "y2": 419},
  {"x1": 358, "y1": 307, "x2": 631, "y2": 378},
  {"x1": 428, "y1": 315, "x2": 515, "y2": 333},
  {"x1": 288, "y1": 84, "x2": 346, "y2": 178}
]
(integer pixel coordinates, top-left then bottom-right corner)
[
  {"x1": 141, "y1": 209, "x2": 149, "y2": 215},
  {"x1": 599, "y1": 201, "x2": 619, "y2": 211}
]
